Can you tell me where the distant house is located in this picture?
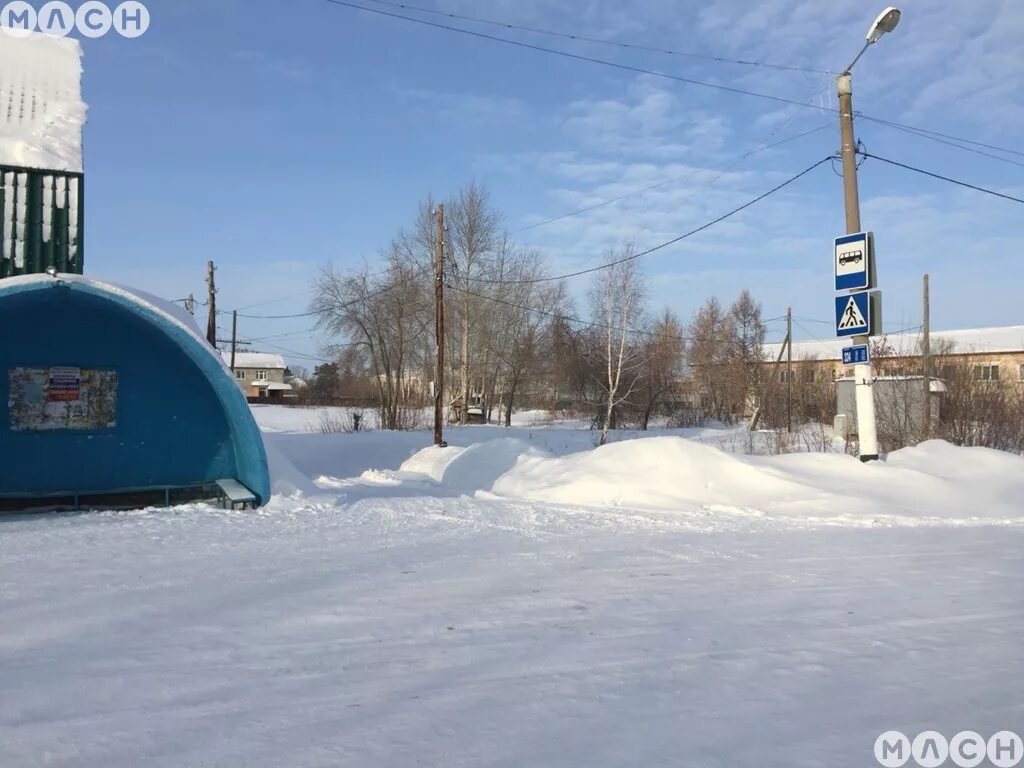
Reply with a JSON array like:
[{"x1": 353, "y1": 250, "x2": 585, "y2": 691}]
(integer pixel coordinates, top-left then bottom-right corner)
[
  {"x1": 758, "y1": 325, "x2": 1024, "y2": 435},
  {"x1": 761, "y1": 325, "x2": 1024, "y2": 385},
  {"x1": 223, "y1": 351, "x2": 294, "y2": 400}
]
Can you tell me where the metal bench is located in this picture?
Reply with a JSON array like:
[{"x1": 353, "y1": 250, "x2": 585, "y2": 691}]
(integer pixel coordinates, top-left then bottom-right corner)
[{"x1": 216, "y1": 479, "x2": 257, "y2": 510}]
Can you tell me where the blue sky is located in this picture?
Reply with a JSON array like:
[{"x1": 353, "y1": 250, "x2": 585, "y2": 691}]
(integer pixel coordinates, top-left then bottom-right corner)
[{"x1": 75, "y1": 0, "x2": 1023, "y2": 368}]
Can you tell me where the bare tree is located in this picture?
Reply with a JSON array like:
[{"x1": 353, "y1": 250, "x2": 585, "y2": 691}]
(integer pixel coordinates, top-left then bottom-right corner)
[
  {"x1": 636, "y1": 309, "x2": 685, "y2": 430},
  {"x1": 311, "y1": 252, "x2": 431, "y2": 430},
  {"x1": 486, "y1": 251, "x2": 568, "y2": 425},
  {"x1": 687, "y1": 297, "x2": 737, "y2": 423},
  {"x1": 589, "y1": 251, "x2": 647, "y2": 445},
  {"x1": 727, "y1": 289, "x2": 766, "y2": 415},
  {"x1": 447, "y1": 182, "x2": 501, "y2": 423}
]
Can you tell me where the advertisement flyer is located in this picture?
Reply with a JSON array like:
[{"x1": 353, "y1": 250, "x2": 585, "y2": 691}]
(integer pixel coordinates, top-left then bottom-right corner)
[{"x1": 8, "y1": 367, "x2": 118, "y2": 431}]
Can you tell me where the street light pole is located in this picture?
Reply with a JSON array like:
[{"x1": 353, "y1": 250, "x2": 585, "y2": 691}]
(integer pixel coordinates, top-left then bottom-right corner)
[
  {"x1": 834, "y1": 6, "x2": 899, "y2": 462},
  {"x1": 836, "y1": 70, "x2": 879, "y2": 461}
]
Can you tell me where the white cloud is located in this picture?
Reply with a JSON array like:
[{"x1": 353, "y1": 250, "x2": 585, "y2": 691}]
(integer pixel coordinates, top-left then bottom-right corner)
[{"x1": 392, "y1": 86, "x2": 527, "y2": 123}]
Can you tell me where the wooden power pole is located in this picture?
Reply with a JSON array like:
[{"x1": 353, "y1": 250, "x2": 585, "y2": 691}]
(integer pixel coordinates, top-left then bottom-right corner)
[
  {"x1": 231, "y1": 310, "x2": 238, "y2": 372},
  {"x1": 786, "y1": 307, "x2": 793, "y2": 433},
  {"x1": 748, "y1": 322, "x2": 791, "y2": 432},
  {"x1": 205, "y1": 260, "x2": 217, "y2": 347},
  {"x1": 922, "y1": 274, "x2": 931, "y2": 440},
  {"x1": 434, "y1": 205, "x2": 446, "y2": 447}
]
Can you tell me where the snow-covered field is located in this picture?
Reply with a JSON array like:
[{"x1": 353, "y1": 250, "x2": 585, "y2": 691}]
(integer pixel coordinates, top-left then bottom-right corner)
[{"x1": 2, "y1": 405, "x2": 1023, "y2": 767}]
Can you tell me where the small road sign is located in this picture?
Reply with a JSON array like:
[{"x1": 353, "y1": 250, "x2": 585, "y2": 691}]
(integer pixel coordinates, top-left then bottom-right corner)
[
  {"x1": 842, "y1": 344, "x2": 870, "y2": 365},
  {"x1": 835, "y1": 232, "x2": 871, "y2": 291},
  {"x1": 835, "y1": 290, "x2": 871, "y2": 338}
]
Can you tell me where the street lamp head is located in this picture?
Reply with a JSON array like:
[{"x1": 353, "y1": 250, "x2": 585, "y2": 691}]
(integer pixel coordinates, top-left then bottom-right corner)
[{"x1": 866, "y1": 6, "x2": 901, "y2": 44}]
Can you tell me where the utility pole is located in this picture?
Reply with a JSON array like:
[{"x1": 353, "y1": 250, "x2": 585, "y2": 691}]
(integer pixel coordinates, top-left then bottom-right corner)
[
  {"x1": 922, "y1": 273, "x2": 930, "y2": 440},
  {"x1": 786, "y1": 307, "x2": 793, "y2": 433},
  {"x1": 748, "y1": 324, "x2": 791, "y2": 432},
  {"x1": 231, "y1": 310, "x2": 239, "y2": 372},
  {"x1": 205, "y1": 261, "x2": 217, "y2": 347},
  {"x1": 832, "y1": 7, "x2": 901, "y2": 460},
  {"x1": 433, "y1": 204, "x2": 446, "y2": 447},
  {"x1": 837, "y1": 71, "x2": 879, "y2": 462}
]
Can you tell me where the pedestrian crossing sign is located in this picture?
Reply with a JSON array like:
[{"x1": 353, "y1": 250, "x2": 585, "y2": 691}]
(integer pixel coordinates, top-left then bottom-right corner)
[{"x1": 835, "y1": 291, "x2": 871, "y2": 338}]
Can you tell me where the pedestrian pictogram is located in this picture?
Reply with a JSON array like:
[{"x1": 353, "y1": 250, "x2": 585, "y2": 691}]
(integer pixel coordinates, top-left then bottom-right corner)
[
  {"x1": 838, "y1": 298, "x2": 865, "y2": 329},
  {"x1": 834, "y1": 291, "x2": 871, "y2": 338}
]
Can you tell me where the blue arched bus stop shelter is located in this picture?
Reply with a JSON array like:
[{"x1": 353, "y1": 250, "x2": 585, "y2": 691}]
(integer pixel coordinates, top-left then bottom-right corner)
[{"x1": 0, "y1": 274, "x2": 270, "y2": 512}]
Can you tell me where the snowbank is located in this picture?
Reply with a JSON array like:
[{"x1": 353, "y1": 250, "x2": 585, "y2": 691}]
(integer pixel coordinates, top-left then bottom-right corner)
[
  {"x1": 263, "y1": 440, "x2": 323, "y2": 498},
  {"x1": 249, "y1": 406, "x2": 1024, "y2": 525},
  {"x1": 398, "y1": 438, "x2": 546, "y2": 491},
  {"x1": 490, "y1": 436, "x2": 1024, "y2": 522}
]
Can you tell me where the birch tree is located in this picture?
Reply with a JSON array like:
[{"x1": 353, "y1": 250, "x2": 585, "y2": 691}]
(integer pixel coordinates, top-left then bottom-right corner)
[{"x1": 589, "y1": 251, "x2": 647, "y2": 445}]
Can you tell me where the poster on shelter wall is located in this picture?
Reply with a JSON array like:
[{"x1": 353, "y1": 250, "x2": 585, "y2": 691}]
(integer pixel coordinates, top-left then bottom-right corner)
[{"x1": 8, "y1": 367, "x2": 117, "y2": 431}]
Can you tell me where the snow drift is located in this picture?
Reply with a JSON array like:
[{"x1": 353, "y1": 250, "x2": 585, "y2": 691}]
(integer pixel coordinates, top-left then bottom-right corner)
[{"x1": 487, "y1": 436, "x2": 1024, "y2": 522}]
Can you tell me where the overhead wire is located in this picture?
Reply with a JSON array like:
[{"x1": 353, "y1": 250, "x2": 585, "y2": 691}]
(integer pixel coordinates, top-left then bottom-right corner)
[
  {"x1": 354, "y1": 0, "x2": 827, "y2": 74},
  {"x1": 861, "y1": 152, "x2": 1024, "y2": 205},
  {"x1": 445, "y1": 279, "x2": 787, "y2": 349},
  {"x1": 321, "y1": 0, "x2": 834, "y2": 112},
  {"x1": 863, "y1": 119, "x2": 1024, "y2": 169},
  {"x1": 859, "y1": 116, "x2": 1024, "y2": 160},
  {"x1": 470, "y1": 155, "x2": 833, "y2": 286},
  {"x1": 513, "y1": 122, "x2": 830, "y2": 235},
  {"x1": 322, "y1": 0, "x2": 1024, "y2": 164}
]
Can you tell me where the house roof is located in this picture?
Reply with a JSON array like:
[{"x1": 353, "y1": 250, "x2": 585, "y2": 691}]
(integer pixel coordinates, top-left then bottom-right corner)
[
  {"x1": 252, "y1": 381, "x2": 293, "y2": 391},
  {"x1": 224, "y1": 351, "x2": 288, "y2": 370},
  {"x1": 764, "y1": 325, "x2": 1024, "y2": 362},
  {"x1": 0, "y1": 31, "x2": 85, "y2": 172}
]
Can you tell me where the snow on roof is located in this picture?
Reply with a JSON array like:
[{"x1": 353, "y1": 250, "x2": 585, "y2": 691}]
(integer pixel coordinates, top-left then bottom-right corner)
[
  {"x1": 227, "y1": 351, "x2": 288, "y2": 370},
  {"x1": 764, "y1": 325, "x2": 1024, "y2": 362},
  {"x1": 0, "y1": 31, "x2": 86, "y2": 172},
  {"x1": 252, "y1": 381, "x2": 293, "y2": 391}
]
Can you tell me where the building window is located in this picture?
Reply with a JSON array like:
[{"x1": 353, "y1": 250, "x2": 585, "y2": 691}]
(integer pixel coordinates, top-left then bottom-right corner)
[
  {"x1": 256, "y1": 370, "x2": 268, "y2": 381},
  {"x1": 801, "y1": 368, "x2": 816, "y2": 383},
  {"x1": 235, "y1": 370, "x2": 245, "y2": 380},
  {"x1": 974, "y1": 364, "x2": 999, "y2": 382},
  {"x1": 1019, "y1": 363, "x2": 1024, "y2": 382},
  {"x1": 778, "y1": 370, "x2": 793, "y2": 383}
]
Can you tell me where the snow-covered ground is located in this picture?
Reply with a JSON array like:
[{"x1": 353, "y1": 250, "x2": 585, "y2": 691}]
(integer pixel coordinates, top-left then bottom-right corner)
[{"x1": 2, "y1": 405, "x2": 1023, "y2": 767}]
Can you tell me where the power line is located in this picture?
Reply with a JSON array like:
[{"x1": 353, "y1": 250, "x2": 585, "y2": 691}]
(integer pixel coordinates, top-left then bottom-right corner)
[
  {"x1": 248, "y1": 326, "x2": 322, "y2": 342},
  {"x1": 793, "y1": 315, "x2": 833, "y2": 325},
  {"x1": 786, "y1": 320, "x2": 926, "y2": 349},
  {"x1": 355, "y1": 0, "x2": 826, "y2": 74},
  {"x1": 865, "y1": 119, "x2": 1024, "y2": 169},
  {"x1": 235, "y1": 290, "x2": 313, "y2": 312},
  {"x1": 513, "y1": 123, "x2": 830, "y2": 235},
  {"x1": 472, "y1": 155, "x2": 832, "y2": 286},
  {"x1": 323, "y1": 0, "x2": 1022, "y2": 167},
  {"x1": 234, "y1": 309, "x2": 318, "y2": 320},
  {"x1": 231, "y1": 281, "x2": 402, "y2": 320},
  {"x1": 323, "y1": 0, "x2": 829, "y2": 111},
  {"x1": 860, "y1": 116, "x2": 1024, "y2": 160},
  {"x1": 862, "y1": 152, "x2": 1024, "y2": 205},
  {"x1": 257, "y1": 340, "x2": 332, "y2": 363},
  {"x1": 446, "y1": 280, "x2": 780, "y2": 347}
]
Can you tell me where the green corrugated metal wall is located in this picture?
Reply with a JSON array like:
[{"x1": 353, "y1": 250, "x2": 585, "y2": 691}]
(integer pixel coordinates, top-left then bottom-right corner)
[{"x1": 0, "y1": 165, "x2": 84, "y2": 278}]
